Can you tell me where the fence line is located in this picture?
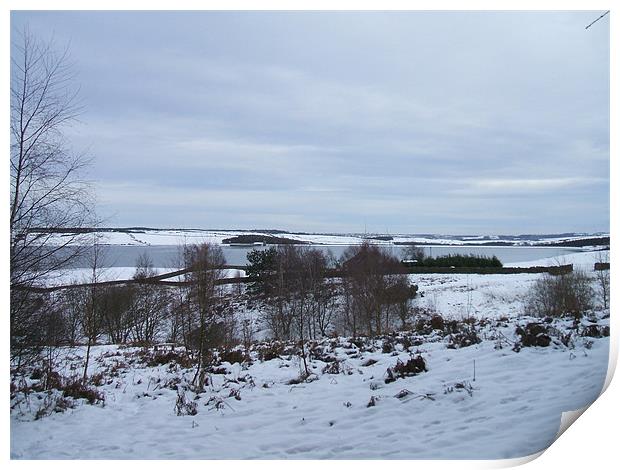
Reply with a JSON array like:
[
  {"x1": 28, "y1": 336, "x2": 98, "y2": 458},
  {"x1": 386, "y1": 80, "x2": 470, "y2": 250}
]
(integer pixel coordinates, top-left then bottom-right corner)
[{"x1": 13, "y1": 263, "x2": 576, "y2": 294}]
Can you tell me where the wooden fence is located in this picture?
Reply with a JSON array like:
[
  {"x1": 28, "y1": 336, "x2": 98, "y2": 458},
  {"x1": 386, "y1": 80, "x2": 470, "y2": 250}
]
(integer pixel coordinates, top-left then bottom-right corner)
[{"x1": 13, "y1": 263, "x2": 575, "y2": 294}]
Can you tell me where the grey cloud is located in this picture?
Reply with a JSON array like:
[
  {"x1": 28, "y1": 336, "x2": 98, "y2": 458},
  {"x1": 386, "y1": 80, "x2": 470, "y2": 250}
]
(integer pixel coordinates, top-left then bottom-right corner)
[{"x1": 11, "y1": 10, "x2": 609, "y2": 234}]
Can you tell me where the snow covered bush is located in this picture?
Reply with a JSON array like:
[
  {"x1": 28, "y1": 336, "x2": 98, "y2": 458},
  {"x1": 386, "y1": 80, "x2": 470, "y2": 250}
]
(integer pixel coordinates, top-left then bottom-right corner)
[
  {"x1": 61, "y1": 380, "x2": 105, "y2": 405},
  {"x1": 514, "y1": 323, "x2": 552, "y2": 348},
  {"x1": 384, "y1": 355, "x2": 427, "y2": 383},
  {"x1": 525, "y1": 270, "x2": 594, "y2": 319},
  {"x1": 175, "y1": 389, "x2": 197, "y2": 416}
]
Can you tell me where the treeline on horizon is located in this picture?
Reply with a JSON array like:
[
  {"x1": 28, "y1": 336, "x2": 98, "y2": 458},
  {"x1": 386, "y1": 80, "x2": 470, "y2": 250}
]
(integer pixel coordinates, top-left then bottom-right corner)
[{"x1": 413, "y1": 254, "x2": 503, "y2": 268}]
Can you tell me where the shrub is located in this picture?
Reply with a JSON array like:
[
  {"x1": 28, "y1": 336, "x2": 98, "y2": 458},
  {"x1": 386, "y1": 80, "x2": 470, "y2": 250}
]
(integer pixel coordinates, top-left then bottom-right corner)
[
  {"x1": 175, "y1": 389, "x2": 197, "y2": 416},
  {"x1": 526, "y1": 270, "x2": 594, "y2": 318},
  {"x1": 62, "y1": 381, "x2": 105, "y2": 405},
  {"x1": 35, "y1": 394, "x2": 74, "y2": 420},
  {"x1": 257, "y1": 341, "x2": 285, "y2": 361},
  {"x1": 322, "y1": 361, "x2": 341, "y2": 374},
  {"x1": 581, "y1": 325, "x2": 610, "y2": 338},
  {"x1": 514, "y1": 323, "x2": 552, "y2": 348},
  {"x1": 382, "y1": 339, "x2": 394, "y2": 354},
  {"x1": 146, "y1": 351, "x2": 193, "y2": 369},
  {"x1": 446, "y1": 326, "x2": 481, "y2": 349},
  {"x1": 219, "y1": 349, "x2": 248, "y2": 365},
  {"x1": 384, "y1": 355, "x2": 427, "y2": 383},
  {"x1": 209, "y1": 366, "x2": 228, "y2": 374},
  {"x1": 430, "y1": 314, "x2": 445, "y2": 330}
]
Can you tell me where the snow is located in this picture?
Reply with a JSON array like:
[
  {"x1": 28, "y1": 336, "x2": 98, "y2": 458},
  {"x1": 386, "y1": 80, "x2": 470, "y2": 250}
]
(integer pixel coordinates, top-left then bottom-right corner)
[
  {"x1": 10, "y1": 330, "x2": 609, "y2": 459},
  {"x1": 43, "y1": 267, "x2": 177, "y2": 286},
  {"x1": 410, "y1": 273, "x2": 537, "y2": 320},
  {"x1": 43, "y1": 228, "x2": 609, "y2": 248},
  {"x1": 45, "y1": 268, "x2": 246, "y2": 286},
  {"x1": 409, "y1": 250, "x2": 609, "y2": 320},
  {"x1": 10, "y1": 249, "x2": 611, "y2": 459},
  {"x1": 505, "y1": 249, "x2": 607, "y2": 270}
]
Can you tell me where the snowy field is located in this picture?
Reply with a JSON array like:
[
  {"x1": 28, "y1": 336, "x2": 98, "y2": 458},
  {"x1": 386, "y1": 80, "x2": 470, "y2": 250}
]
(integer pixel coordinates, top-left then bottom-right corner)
[
  {"x1": 45, "y1": 267, "x2": 246, "y2": 287},
  {"x1": 10, "y1": 331, "x2": 608, "y2": 459},
  {"x1": 44, "y1": 228, "x2": 608, "y2": 247},
  {"x1": 409, "y1": 251, "x2": 609, "y2": 320},
  {"x1": 10, "y1": 250, "x2": 611, "y2": 459}
]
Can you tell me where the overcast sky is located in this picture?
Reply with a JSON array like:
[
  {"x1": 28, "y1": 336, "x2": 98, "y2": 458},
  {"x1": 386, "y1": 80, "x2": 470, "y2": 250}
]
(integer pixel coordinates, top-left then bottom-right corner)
[{"x1": 11, "y1": 11, "x2": 610, "y2": 235}]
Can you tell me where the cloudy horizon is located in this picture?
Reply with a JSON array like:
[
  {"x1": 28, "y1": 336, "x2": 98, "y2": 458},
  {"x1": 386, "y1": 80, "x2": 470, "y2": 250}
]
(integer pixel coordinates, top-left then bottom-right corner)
[{"x1": 11, "y1": 11, "x2": 610, "y2": 235}]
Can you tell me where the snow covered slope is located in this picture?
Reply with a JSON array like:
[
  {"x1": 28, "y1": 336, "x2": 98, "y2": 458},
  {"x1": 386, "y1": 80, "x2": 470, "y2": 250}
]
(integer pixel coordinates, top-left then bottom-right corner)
[
  {"x1": 11, "y1": 322, "x2": 609, "y2": 459},
  {"x1": 10, "y1": 249, "x2": 611, "y2": 459}
]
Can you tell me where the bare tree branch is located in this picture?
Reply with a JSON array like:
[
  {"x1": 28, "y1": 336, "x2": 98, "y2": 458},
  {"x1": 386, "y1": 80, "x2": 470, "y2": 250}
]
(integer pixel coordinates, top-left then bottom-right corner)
[{"x1": 10, "y1": 27, "x2": 95, "y2": 362}]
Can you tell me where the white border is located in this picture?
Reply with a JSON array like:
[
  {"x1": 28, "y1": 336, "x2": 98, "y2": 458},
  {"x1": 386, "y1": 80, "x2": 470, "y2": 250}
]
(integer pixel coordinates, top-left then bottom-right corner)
[{"x1": 2, "y1": 1, "x2": 616, "y2": 469}]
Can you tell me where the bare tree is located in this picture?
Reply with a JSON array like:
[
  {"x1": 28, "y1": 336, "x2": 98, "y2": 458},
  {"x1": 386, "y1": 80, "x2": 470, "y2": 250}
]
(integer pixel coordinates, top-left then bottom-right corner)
[
  {"x1": 402, "y1": 244, "x2": 426, "y2": 264},
  {"x1": 129, "y1": 253, "x2": 170, "y2": 346},
  {"x1": 10, "y1": 28, "x2": 94, "y2": 362},
  {"x1": 168, "y1": 242, "x2": 192, "y2": 347},
  {"x1": 60, "y1": 283, "x2": 88, "y2": 346},
  {"x1": 595, "y1": 251, "x2": 610, "y2": 310},
  {"x1": 240, "y1": 311, "x2": 255, "y2": 354},
  {"x1": 340, "y1": 242, "x2": 412, "y2": 336},
  {"x1": 82, "y1": 234, "x2": 107, "y2": 383},
  {"x1": 99, "y1": 284, "x2": 134, "y2": 344},
  {"x1": 183, "y1": 243, "x2": 226, "y2": 390},
  {"x1": 252, "y1": 245, "x2": 336, "y2": 375}
]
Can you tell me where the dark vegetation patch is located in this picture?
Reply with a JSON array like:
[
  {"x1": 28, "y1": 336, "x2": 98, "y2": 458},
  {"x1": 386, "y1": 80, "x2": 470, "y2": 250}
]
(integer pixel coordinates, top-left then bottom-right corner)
[
  {"x1": 581, "y1": 325, "x2": 610, "y2": 338},
  {"x1": 62, "y1": 381, "x2": 105, "y2": 404},
  {"x1": 361, "y1": 358, "x2": 378, "y2": 367},
  {"x1": 144, "y1": 350, "x2": 193, "y2": 369},
  {"x1": 514, "y1": 323, "x2": 552, "y2": 349},
  {"x1": 542, "y1": 237, "x2": 609, "y2": 247},
  {"x1": 219, "y1": 349, "x2": 251, "y2": 365},
  {"x1": 322, "y1": 361, "x2": 342, "y2": 374},
  {"x1": 222, "y1": 235, "x2": 309, "y2": 245},
  {"x1": 594, "y1": 262, "x2": 610, "y2": 271},
  {"x1": 286, "y1": 371, "x2": 318, "y2": 385},
  {"x1": 430, "y1": 314, "x2": 445, "y2": 330},
  {"x1": 309, "y1": 343, "x2": 338, "y2": 362},
  {"x1": 415, "y1": 254, "x2": 502, "y2": 268},
  {"x1": 256, "y1": 341, "x2": 286, "y2": 361},
  {"x1": 208, "y1": 366, "x2": 229, "y2": 375},
  {"x1": 446, "y1": 326, "x2": 482, "y2": 349},
  {"x1": 382, "y1": 339, "x2": 395, "y2": 354},
  {"x1": 514, "y1": 315, "x2": 610, "y2": 351},
  {"x1": 384, "y1": 355, "x2": 427, "y2": 384},
  {"x1": 365, "y1": 235, "x2": 393, "y2": 241},
  {"x1": 410, "y1": 312, "x2": 481, "y2": 348},
  {"x1": 35, "y1": 395, "x2": 74, "y2": 420}
]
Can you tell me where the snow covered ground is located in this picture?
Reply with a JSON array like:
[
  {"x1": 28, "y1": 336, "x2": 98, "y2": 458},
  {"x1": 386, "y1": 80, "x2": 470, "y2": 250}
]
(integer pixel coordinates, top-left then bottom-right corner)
[
  {"x1": 408, "y1": 251, "x2": 608, "y2": 320},
  {"x1": 45, "y1": 267, "x2": 245, "y2": 286},
  {"x1": 10, "y1": 250, "x2": 611, "y2": 459},
  {"x1": 10, "y1": 323, "x2": 609, "y2": 459},
  {"x1": 505, "y1": 250, "x2": 608, "y2": 270},
  {"x1": 45, "y1": 229, "x2": 368, "y2": 247},
  {"x1": 44, "y1": 228, "x2": 609, "y2": 247}
]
